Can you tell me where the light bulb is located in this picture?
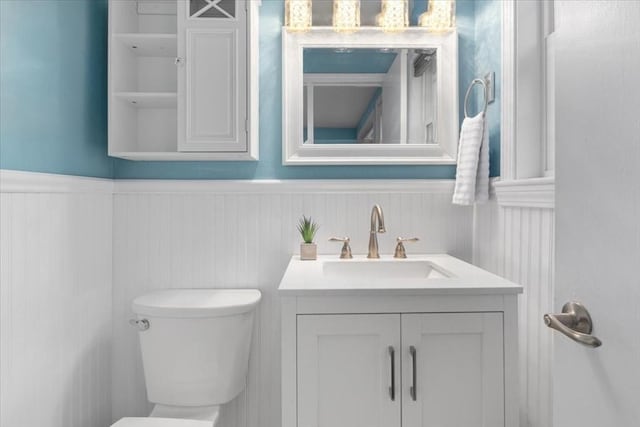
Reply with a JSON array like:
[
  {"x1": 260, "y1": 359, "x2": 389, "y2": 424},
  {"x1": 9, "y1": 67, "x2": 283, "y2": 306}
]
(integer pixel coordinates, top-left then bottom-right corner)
[
  {"x1": 378, "y1": 0, "x2": 408, "y2": 33},
  {"x1": 285, "y1": 0, "x2": 312, "y2": 33},
  {"x1": 419, "y1": 0, "x2": 456, "y2": 33},
  {"x1": 333, "y1": 0, "x2": 360, "y2": 33}
]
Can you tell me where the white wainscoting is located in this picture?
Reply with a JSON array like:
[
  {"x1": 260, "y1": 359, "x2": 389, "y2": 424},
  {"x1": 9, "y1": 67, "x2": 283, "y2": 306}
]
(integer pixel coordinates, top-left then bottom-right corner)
[
  {"x1": 0, "y1": 171, "x2": 113, "y2": 427},
  {"x1": 473, "y1": 196, "x2": 555, "y2": 427},
  {"x1": 111, "y1": 180, "x2": 473, "y2": 425}
]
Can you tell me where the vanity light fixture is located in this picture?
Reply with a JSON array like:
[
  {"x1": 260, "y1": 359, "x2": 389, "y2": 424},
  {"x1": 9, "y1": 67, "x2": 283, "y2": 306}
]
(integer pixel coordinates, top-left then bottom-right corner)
[
  {"x1": 333, "y1": 0, "x2": 360, "y2": 33},
  {"x1": 285, "y1": 0, "x2": 312, "y2": 32},
  {"x1": 419, "y1": 0, "x2": 456, "y2": 33},
  {"x1": 378, "y1": 0, "x2": 409, "y2": 33}
]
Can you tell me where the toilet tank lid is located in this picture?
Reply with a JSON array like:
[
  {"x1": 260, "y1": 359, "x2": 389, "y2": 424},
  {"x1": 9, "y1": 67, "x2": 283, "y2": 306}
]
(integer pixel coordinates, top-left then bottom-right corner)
[
  {"x1": 132, "y1": 289, "x2": 262, "y2": 318},
  {"x1": 112, "y1": 418, "x2": 210, "y2": 427}
]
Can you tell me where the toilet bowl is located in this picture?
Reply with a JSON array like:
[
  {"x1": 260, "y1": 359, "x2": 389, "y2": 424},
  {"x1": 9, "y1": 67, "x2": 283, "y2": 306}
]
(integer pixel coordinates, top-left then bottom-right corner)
[{"x1": 111, "y1": 289, "x2": 262, "y2": 427}]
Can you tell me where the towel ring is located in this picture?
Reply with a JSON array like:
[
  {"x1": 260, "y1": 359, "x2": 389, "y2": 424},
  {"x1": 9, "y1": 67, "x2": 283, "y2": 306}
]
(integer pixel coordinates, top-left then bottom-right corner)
[{"x1": 464, "y1": 78, "x2": 488, "y2": 118}]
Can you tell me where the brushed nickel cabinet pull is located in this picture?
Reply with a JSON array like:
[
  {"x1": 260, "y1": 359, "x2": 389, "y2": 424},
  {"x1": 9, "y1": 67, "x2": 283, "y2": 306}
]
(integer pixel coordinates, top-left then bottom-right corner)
[
  {"x1": 409, "y1": 345, "x2": 417, "y2": 401},
  {"x1": 388, "y1": 346, "x2": 396, "y2": 401}
]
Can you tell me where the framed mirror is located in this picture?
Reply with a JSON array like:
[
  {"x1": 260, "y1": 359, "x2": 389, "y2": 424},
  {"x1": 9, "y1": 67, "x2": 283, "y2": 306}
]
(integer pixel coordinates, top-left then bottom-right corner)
[{"x1": 283, "y1": 28, "x2": 458, "y2": 165}]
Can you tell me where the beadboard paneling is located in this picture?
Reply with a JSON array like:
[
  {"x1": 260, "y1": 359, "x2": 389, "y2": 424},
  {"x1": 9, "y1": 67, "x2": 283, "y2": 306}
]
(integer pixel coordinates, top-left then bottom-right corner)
[
  {"x1": 112, "y1": 188, "x2": 473, "y2": 425},
  {"x1": 0, "y1": 190, "x2": 113, "y2": 427},
  {"x1": 473, "y1": 198, "x2": 554, "y2": 427}
]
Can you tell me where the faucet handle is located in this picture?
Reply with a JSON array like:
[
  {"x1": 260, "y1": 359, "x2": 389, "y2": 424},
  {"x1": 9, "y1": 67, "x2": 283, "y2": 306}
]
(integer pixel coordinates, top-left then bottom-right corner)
[
  {"x1": 329, "y1": 237, "x2": 353, "y2": 259},
  {"x1": 394, "y1": 237, "x2": 419, "y2": 259}
]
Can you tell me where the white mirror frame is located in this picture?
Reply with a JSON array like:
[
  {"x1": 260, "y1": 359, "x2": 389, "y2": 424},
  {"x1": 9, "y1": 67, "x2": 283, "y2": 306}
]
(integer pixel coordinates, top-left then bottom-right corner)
[{"x1": 282, "y1": 28, "x2": 459, "y2": 165}]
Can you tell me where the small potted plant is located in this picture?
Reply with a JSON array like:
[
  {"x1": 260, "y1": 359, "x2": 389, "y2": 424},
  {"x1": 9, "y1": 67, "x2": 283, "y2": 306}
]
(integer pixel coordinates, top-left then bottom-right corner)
[{"x1": 297, "y1": 215, "x2": 319, "y2": 260}]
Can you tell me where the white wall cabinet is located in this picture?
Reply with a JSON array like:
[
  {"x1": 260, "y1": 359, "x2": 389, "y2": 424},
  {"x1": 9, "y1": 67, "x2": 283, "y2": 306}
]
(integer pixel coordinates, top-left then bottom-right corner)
[
  {"x1": 295, "y1": 312, "x2": 504, "y2": 427},
  {"x1": 108, "y1": 0, "x2": 258, "y2": 161}
]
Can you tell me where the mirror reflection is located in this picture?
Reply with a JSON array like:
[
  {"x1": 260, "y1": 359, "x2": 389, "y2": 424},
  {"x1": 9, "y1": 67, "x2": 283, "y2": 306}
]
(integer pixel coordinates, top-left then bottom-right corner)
[{"x1": 302, "y1": 47, "x2": 437, "y2": 145}]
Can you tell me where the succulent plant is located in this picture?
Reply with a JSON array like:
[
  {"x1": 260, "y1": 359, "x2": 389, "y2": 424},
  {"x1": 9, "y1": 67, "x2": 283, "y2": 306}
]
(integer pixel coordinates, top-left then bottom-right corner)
[{"x1": 297, "y1": 215, "x2": 319, "y2": 244}]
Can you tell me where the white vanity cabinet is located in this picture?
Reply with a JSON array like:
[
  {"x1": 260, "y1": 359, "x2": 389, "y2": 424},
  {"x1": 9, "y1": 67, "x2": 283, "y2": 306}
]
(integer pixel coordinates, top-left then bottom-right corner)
[
  {"x1": 279, "y1": 255, "x2": 522, "y2": 427},
  {"x1": 295, "y1": 313, "x2": 503, "y2": 427},
  {"x1": 108, "y1": 0, "x2": 258, "y2": 160}
]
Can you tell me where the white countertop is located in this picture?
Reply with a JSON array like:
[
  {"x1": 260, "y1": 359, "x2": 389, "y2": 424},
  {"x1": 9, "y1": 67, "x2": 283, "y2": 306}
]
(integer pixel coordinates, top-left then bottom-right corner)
[{"x1": 278, "y1": 254, "x2": 523, "y2": 296}]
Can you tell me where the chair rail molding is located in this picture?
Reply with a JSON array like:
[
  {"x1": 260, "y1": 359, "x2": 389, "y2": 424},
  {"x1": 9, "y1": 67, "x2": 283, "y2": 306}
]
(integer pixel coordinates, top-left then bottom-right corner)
[
  {"x1": 0, "y1": 170, "x2": 460, "y2": 195},
  {"x1": 113, "y1": 179, "x2": 456, "y2": 194},
  {"x1": 0, "y1": 170, "x2": 114, "y2": 193},
  {"x1": 494, "y1": 177, "x2": 555, "y2": 209}
]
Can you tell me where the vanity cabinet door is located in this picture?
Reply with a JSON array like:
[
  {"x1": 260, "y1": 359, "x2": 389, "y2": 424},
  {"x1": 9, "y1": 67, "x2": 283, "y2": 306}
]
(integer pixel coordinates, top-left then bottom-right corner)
[
  {"x1": 401, "y1": 313, "x2": 504, "y2": 427},
  {"x1": 177, "y1": 0, "x2": 247, "y2": 152},
  {"x1": 297, "y1": 314, "x2": 401, "y2": 427}
]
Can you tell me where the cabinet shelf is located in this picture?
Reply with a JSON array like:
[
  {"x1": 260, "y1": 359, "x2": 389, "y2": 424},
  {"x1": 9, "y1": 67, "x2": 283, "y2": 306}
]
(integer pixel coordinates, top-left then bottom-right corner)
[
  {"x1": 113, "y1": 92, "x2": 177, "y2": 108},
  {"x1": 112, "y1": 33, "x2": 177, "y2": 57}
]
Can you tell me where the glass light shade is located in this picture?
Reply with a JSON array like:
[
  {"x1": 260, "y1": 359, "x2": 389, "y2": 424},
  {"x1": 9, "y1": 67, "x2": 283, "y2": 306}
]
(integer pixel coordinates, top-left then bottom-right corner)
[
  {"x1": 419, "y1": 0, "x2": 456, "y2": 33},
  {"x1": 285, "y1": 0, "x2": 312, "y2": 32},
  {"x1": 378, "y1": 0, "x2": 408, "y2": 33},
  {"x1": 333, "y1": 0, "x2": 360, "y2": 33}
]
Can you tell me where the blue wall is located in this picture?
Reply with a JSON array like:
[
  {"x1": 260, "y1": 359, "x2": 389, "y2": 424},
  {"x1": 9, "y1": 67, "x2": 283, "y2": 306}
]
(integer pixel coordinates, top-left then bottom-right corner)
[
  {"x1": 474, "y1": 0, "x2": 501, "y2": 177},
  {"x1": 0, "y1": 0, "x2": 501, "y2": 180},
  {"x1": 0, "y1": 0, "x2": 113, "y2": 178}
]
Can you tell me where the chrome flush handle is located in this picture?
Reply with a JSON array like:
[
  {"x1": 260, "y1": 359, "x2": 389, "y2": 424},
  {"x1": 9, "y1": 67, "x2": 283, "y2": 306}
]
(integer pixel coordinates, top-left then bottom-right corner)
[{"x1": 129, "y1": 318, "x2": 150, "y2": 331}]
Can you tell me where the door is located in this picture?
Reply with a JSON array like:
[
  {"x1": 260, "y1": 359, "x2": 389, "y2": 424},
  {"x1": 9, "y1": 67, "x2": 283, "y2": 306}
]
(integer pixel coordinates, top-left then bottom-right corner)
[
  {"x1": 402, "y1": 313, "x2": 504, "y2": 427},
  {"x1": 177, "y1": 0, "x2": 247, "y2": 152},
  {"x1": 297, "y1": 314, "x2": 401, "y2": 427},
  {"x1": 553, "y1": 1, "x2": 640, "y2": 425}
]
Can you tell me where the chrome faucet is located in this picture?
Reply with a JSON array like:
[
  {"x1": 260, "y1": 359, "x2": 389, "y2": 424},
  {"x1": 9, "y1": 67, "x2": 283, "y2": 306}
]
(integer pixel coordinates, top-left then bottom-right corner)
[{"x1": 368, "y1": 204, "x2": 386, "y2": 258}]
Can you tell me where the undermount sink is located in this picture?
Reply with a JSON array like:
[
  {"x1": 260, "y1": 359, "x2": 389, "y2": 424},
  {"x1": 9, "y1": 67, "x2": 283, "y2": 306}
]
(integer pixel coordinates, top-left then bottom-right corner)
[{"x1": 322, "y1": 259, "x2": 451, "y2": 279}]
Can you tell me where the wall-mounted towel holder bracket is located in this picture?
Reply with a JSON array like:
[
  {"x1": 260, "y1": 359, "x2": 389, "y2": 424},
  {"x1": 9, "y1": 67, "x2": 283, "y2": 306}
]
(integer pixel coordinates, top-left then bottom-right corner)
[{"x1": 484, "y1": 71, "x2": 495, "y2": 104}]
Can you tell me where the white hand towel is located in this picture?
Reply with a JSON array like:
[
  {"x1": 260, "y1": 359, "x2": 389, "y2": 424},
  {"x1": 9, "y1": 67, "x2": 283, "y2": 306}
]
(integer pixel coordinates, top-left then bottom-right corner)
[{"x1": 452, "y1": 112, "x2": 489, "y2": 205}]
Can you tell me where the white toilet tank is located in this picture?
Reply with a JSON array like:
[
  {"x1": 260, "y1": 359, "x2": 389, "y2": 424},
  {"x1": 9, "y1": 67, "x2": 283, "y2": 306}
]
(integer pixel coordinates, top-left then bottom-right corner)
[{"x1": 132, "y1": 289, "x2": 261, "y2": 408}]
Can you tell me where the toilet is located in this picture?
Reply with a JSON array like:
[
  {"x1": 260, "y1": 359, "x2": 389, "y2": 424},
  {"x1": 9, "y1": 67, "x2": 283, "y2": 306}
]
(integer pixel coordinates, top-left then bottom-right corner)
[{"x1": 112, "y1": 289, "x2": 262, "y2": 427}]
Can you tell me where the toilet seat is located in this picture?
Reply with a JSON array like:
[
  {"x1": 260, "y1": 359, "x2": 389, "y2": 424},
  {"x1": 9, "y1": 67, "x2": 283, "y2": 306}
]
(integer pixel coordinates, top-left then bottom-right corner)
[{"x1": 111, "y1": 418, "x2": 211, "y2": 427}]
